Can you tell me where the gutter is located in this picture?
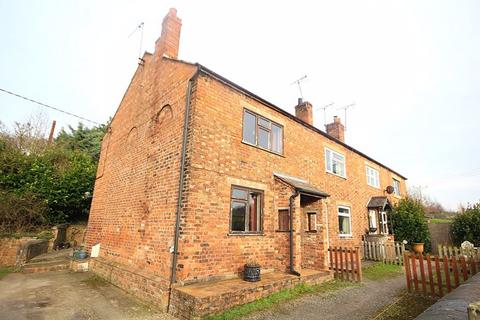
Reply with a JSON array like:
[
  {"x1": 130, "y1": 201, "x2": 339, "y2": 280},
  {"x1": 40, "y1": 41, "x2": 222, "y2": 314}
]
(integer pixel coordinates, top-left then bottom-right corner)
[
  {"x1": 167, "y1": 66, "x2": 200, "y2": 312},
  {"x1": 289, "y1": 191, "x2": 301, "y2": 276}
]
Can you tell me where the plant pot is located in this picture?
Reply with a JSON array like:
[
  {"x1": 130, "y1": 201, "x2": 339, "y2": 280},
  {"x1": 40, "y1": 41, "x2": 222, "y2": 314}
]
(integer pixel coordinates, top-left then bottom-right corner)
[
  {"x1": 244, "y1": 264, "x2": 261, "y2": 282},
  {"x1": 412, "y1": 242, "x2": 424, "y2": 254},
  {"x1": 74, "y1": 251, "x2": 88, "y2": 260}
]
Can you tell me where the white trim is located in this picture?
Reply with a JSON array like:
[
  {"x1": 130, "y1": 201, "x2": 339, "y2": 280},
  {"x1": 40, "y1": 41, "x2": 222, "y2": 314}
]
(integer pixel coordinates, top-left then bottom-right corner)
[
  {"x1": 337, "y1": 205, "x2": 352, "y2": 237},
  {"x1": 325, "y1": 147, "x2": 347, "y2": 178}
]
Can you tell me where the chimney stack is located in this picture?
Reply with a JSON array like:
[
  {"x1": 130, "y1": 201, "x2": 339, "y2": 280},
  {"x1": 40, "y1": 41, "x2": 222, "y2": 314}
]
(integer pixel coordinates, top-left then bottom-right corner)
[
  {"x1": 155, "y1": 8, "x2": 182, "y2": 59},
  {"x1": 294, "y1": 98, "x2": 313, "y2": 126},
  {"x1": 326, "y1": 116, "x2": 345, "y2": 142}
]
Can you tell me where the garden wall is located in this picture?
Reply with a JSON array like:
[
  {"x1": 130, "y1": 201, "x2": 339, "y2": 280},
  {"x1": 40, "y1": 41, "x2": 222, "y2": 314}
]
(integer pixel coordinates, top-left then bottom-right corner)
[{"x1": 0, "y1": 237, "x2": 35, "y2": 266}]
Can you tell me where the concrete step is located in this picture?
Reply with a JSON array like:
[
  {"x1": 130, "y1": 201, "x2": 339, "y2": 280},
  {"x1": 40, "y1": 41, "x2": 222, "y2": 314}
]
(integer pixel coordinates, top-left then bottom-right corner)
[{"x1": 23, "y1": 259, "x2": 70, "y2": 273}]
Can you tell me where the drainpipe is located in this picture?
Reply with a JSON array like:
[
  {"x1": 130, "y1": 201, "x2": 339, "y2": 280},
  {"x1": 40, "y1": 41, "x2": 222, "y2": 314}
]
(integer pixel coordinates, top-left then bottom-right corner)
[
  {"x1": 289, "y1": 191, "x2": 300, "y2": 276},
  {"x1": 167, "y1": 67, "x2": 200, "y2": 312},
  {"x1": 324, "y1": 199, "x2": 331, "y2": 265}
]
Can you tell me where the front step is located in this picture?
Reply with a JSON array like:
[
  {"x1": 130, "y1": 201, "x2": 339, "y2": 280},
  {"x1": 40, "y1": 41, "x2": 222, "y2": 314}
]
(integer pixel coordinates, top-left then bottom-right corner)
[{"x1": 22, "y1": 259, "x2": 70, "y2": 273}]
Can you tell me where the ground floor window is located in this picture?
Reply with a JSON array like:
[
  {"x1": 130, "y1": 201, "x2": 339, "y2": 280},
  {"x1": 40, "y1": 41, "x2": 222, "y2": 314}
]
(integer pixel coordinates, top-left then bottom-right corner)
[
  {"x1": 230, "y1": 186, "x2": 263, "y2": 233},
  {"x1": 278, "y1": 209, "x2": 290, "y2": 231},
  {"x1": 338, "y1": 206, "x2": 351, "y2": 236},
  {"x1": 307, "y1": 212, "x2": 317, "y2": 231}
]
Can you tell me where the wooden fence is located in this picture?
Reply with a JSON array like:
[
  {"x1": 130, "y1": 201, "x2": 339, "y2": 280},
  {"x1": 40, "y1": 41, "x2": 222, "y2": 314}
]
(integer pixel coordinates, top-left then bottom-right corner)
[
  {"x1": 328, "y1": 247, "x2": 362, "y2": 282},
  {"x1": 404, "y1": 252, "x2": 480, "y2": 297},
  {"x1": 438, "y1": 244, "x2": 480, "y2": 260},
  {"x1": 362, "y1": 241, "x2": 405, "y2": 265}
]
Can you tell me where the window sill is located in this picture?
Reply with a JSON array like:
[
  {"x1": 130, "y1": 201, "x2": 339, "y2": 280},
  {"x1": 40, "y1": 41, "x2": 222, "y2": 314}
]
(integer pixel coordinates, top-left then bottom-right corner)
[
  {"x1": 228, "y1": 232, "x2": 265, "y2": 237},
  {"x1": 241, "y1": 141, "x2": 285, "y2": 158},
  {"x1": 305, "y1": 230, "x2": 318, "y2": 233},
  {"x1": 339, "y1": 234, "x2": 353, "y2": 239},
  {"x1": 367, "y1": 183, "x2": 381, "y2": 190},
  {"x1": 275, "y1": 230, "x2": 291, "y2": 233},
  {"x1": 326, "y1": 171, "x2": 347, "y2": 180}
]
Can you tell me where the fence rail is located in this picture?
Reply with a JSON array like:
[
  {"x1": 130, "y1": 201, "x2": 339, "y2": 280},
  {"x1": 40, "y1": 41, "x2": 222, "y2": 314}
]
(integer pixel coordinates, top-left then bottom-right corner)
[
  {"x1": 328, "y1": 246, "x2": 362, "y2": 282},
  {"x1": 404, "y1": 252, "x2": 479, "y2": 297},
  {"x1": 437, "y1": 244, "x2": 480, "y2": 260},
  {"x1": 362, "y1": 241, "x2": 405, "y2": 265}
]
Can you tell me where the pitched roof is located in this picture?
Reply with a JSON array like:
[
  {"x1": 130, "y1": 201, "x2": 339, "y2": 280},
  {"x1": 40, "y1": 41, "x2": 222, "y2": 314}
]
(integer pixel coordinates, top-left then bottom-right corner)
[
  {"x1": 274, "y1": 173, "x2": 329, "y2": 198},
  {"x1": 162, "y1": 57, "x2": 407, "y2": 180},
  {"x1": 367, "y1": 196, "x2": 392, "y2": 210}
]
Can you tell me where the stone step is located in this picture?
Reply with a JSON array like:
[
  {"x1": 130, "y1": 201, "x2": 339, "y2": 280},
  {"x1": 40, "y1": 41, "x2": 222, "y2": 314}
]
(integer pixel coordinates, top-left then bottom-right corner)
[{"x1": 22, "y1": 260, "x2": 70, "y2": 273}]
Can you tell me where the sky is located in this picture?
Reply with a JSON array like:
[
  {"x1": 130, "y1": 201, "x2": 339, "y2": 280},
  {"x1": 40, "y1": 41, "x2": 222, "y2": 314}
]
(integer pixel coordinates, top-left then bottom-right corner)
[{"x1": 1, "y1": 0, "x2": 479, "y2": 210}]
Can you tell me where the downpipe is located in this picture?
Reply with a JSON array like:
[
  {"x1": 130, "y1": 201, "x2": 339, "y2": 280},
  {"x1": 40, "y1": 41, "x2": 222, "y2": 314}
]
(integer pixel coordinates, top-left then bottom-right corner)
[{"x1": 289, "y1": 191, "x2": 301, "y2": 276}]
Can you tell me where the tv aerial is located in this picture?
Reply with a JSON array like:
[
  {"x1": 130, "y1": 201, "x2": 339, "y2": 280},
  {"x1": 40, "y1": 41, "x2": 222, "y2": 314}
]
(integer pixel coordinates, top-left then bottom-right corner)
[
  {"x1": 337, "y1": 103, "x2": 355, "y2": 131},
  {"x1": 290, "y1": 75, "x2": 307, "y2": 100},
  {"x1": 317, "y1": 102, "x2": 334, "y2": 127},
  {"x1": 129, "y1": 22, "x2": 145, "y2": 65}
]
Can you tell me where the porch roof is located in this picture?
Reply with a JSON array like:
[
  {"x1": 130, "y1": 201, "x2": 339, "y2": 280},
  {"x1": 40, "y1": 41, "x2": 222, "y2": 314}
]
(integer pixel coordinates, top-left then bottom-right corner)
[
  {"x1": 367, "y1": 196, "x2": 392, "y2": 210},
  {"x1": 274, "y1": 173, "x2": 330, "y2": 198}
]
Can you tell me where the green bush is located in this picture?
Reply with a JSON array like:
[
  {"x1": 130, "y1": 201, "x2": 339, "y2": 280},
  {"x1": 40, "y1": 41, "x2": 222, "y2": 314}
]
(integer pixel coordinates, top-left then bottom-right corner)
[
  {"x1": 0, "y1": 190, "x2": 48, "y2": 232},
  {"x1": 451, "y1": 202, "x2": 480, "y2": 246},
  {"x1": 391, "y1": 197, "x2": 431, "y2": 252}
]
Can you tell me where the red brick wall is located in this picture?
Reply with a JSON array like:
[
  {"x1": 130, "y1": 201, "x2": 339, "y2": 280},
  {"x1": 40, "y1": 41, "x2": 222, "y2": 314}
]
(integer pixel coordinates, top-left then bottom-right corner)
[
  {"x1": 0, "y1": 237, "x2": 35, "y2": 266},
  {"x1": 85, "y1": 51, "x2": 197, "y2": 306}
]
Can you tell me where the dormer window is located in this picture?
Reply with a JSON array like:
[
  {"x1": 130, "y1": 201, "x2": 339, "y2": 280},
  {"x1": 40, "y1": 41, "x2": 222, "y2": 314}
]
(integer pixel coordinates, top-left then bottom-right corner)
[{"x1": 243, "y1": 109, "x2": 283, "y2": 154}]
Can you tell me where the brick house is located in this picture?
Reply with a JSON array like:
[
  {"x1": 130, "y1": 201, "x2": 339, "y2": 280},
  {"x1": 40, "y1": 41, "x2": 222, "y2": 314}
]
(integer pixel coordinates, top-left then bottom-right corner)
[{"x1": 85, "y1": 8, "x2": 407, "y2": 313}]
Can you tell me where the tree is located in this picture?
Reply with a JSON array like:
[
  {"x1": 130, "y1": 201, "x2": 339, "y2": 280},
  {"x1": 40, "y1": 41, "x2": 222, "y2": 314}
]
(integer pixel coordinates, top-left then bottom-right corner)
[
  {"x1": 451, "y1": 202, "x2": 480, "y2": 246},
  {"x1": 56, "y1": 122, "x2": 108, "y2": 161},
  {"x1": 391, "y1": 197, "x2": 431, "y2": 251}
]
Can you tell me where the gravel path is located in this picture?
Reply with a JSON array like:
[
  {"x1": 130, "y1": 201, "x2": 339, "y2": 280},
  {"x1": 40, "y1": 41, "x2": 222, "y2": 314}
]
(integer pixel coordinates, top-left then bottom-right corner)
[{"x1": 243, "y1": 275, "x2": 407, "y2": 320}]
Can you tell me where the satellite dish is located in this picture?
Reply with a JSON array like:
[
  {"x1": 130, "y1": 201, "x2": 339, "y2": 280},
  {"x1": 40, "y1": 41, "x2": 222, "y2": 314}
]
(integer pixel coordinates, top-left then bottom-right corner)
[{"x1": 385, "y1": 186, "x2": 394, "y2": 194}]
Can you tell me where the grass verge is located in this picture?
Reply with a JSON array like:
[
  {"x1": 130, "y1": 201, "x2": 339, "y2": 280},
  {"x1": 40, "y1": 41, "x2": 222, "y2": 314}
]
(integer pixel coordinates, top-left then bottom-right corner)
[
  {"x1": 0, "y1": 266, "x2": 14, "y2": 280},
  {"x1": 428, "y1": 218, "x2": 452, "y2": 224},
  {"x1": 372, "y1": 292, "x2": 437, "y2": 320},
  {"x1": 363, "y1": 263, "x2": 404, "y2": 281},
  {"x1": 204, "y1": 279, "x2": 360, "y2": 320}
]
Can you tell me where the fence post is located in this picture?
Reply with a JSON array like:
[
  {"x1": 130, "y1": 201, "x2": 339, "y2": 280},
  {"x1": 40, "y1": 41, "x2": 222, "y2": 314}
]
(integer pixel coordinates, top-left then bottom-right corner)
[
  {"x1": 412, "y1": 254, "x2": 419, "y2": 292},
  {"x1": 460, "y1": 256, "x2": 468, "y2": 281},
  {"x1": 426, "y1": 255, "x2": 435, "y2": 297},
  {"x1": 434, "y1": 256, "x2": 443, "y2": 297},
  {"x1": 350, "y1": 248, "x2": 354, "y2": 280},
  {"x1": 443, "y1": 256, "x2": 452, "y2": 293},
  {"x1": 404, "y1": 253, "x2": 412, "y2": 292},
  {"x1": 438, "y1": 244, "x2": 442, "y2": 258},
  {"x1": 339, "y1": 247, "x2": 344, "y2": 280},
  {"x1": 355, "y1": 247, "x2": 362, "y2": 282},
  {"x1": 334, "y1": 247, "x2": 339, "y2": 279},
  {"x1": 345, "y1": 248, "x2": 350, "y2": 281},
  {"x1": 452, "y1": 257, "x2": 460, "y2": 288},
  {"x1": 419, "y1": 254, "x2": 427, "y2": 295}
]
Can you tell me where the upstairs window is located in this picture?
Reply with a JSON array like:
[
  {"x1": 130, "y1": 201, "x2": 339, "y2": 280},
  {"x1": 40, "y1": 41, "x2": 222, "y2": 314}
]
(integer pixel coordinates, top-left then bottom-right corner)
[
  {"x1": 366, "y1": 166, "x2": 380, "y2": 188},
  {"x1": 230, "y1": 186, "x2": 263, "y2": 233},
  {"x1": 242, "y1": 109, "x2": 283, "y2": 154},
  {"x1": 325, "y1": 148, "x2": 346, "y2": 178},
  {"x1": 392, "y1": 178, "x2": 401, "y2": 196}
]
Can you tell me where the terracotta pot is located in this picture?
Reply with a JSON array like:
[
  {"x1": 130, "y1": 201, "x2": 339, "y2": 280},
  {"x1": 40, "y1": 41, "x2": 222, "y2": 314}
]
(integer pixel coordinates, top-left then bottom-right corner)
[{"x1": 412, "y1": 242, "x2": 424, "y2": 254}]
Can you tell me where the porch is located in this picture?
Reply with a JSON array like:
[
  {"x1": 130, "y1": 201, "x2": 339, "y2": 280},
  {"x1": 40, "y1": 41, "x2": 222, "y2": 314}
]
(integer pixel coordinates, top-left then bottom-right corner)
[{"x1": 170, "y1": 269, "x2": 332, "y2": 319}]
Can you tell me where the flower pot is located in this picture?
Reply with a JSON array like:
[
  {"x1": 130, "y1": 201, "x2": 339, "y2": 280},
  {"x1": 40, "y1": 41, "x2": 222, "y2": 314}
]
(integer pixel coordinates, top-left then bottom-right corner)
[
  {"x1": 244, "y1": 264, "x2": 261, "y2": 282},
  {"x1": 74, "y1": 251, "x2": 88, "y2": 260},
  {"x1": 412, "y1": 242, "x2": 424, "y2": 254}
]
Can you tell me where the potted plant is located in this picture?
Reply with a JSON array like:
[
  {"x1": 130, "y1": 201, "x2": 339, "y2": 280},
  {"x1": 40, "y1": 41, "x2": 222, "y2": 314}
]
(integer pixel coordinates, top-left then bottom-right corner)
[
  {"x1": 244, "y1": 260, "x2": 261, "y2": 282},
  {"x1": 412, "y1": 241, "x2": 424, "y2": 254}
]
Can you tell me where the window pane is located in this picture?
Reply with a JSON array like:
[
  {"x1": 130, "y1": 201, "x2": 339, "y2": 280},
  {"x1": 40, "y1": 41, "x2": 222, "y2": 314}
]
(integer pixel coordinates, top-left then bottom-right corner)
[
  {"x1": 271, "y1": 124, "x2": 283, "y2": 153},
  {"x1": 258, "y1": 127, "x2": 270, "y2": 149},
  {"x1": 258, "y1": 117, "x2": 271, "y2": 129},
  {"x1": 393, "y1": 179, "x2": 400, "y2": 195},
  {"x1": 231, "y1": 201, "x2": 246, "y2": 231},
  {"x1": 333, "y1": 159, "x2": 345, "y2": 176},
  {"x1": 232, "y1": 188, "x2": 248, "y2": 200},
  {"x1": 338, "y1": 215, "x2": 351, "y2": 235},
  {"x1": 243, "y1": 111, "x2": 256, "y2": 144},
  {"x1": 278, "y1": 209, "x2": 289, "y2": 231},
  {"x1": 325, "y1": 149, "x2": 332, "y2": 171}
]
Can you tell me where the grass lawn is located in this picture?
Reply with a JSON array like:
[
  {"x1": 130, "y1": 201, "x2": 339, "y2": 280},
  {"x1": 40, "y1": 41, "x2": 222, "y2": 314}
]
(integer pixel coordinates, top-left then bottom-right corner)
[
  {"x1": 428, "y1": 218, "x2": 452, "y2": 224},
  {"x1": 0, "y1": 266, "x2": 14, "y2": 280},
  {"x1": 373, "y1": 292, "x2": 437, "y2": 320},
  {"x1": 204, "y1": 279, "x2": 360, "y2": 320},
  {"x1": 363, "y1": 263, "x2": 404, "y2": 281}
]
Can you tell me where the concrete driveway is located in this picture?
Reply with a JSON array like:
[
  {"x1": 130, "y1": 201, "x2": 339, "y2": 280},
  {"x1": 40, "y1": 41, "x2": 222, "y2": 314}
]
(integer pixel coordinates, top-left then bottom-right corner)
[{"x1": 0, "y1": 271, "x2": 175, "y2": 320}]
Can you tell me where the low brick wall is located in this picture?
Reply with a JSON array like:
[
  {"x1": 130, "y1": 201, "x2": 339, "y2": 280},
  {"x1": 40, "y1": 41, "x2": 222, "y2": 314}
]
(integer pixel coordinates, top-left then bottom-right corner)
[
  {"x1": 170, "y1": 270, "x2": 332, "y2": 319},
  {"x1": 0, "y1": 237, "x2": 36, "y2": 267},
  {"x1": 16, "y1": 239, "x2": 49, "y2": 267},
  {"x1": 89, "y1": 257, "x2": 170, "y2": 311}
]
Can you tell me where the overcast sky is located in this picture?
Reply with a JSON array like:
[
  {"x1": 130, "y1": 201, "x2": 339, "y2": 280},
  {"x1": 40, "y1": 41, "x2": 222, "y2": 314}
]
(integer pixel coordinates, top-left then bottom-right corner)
[{"x1": 1, "y1": 0, "x2": 479, "y2": 210}]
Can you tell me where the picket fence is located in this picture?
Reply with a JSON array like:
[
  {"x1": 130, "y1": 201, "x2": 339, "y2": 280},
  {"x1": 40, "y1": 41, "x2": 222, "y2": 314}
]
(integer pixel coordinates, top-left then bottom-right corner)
[
  {"x1": 437, "y1": 244, "x2": 480, "y2": 260},
  {"x1": 404, "y1": 252, "x2": 479, "y2": 297},
  {"x1": 362, "y1": 241, "x2": 405, "y2": 265},
  {"x1": 328, "y1": 247, "x2": 362, "y2": 282}
]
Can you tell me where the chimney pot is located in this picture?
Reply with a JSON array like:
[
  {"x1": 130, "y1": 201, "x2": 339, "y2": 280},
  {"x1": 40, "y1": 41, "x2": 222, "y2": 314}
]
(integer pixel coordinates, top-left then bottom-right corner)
[{"x1": 326, "y1": 116, "x2": 345, "y2": 142}]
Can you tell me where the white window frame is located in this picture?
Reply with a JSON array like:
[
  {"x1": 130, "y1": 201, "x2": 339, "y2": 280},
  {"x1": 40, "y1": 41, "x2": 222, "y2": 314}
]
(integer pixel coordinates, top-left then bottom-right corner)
[
  {"x1": 325, "y1": 148, "x2": 346, "y2": 178},
  {"x1": 337, "y1": 206, "x2": 352, "y2": 237},
  {"x1": 366, "y1": 165, "x2": 380, "y2": 188},
  {"x1": 380, "y1": 211, "x2": 388, "y2": 234},
  {"x1": 392, "y1": 178, "x2": 401, "y2": 196}
]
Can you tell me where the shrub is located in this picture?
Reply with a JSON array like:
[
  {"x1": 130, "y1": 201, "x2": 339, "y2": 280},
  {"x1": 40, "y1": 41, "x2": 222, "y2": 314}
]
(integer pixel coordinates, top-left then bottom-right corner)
[
  {"x1": 451, "y1": 202, "x2": 480, "y2": 247},
  {"x1": 391, "y1": 197, "x2": 431, "y2": 251},
  {"x1": 0, "y1": 190, "x2": 48, "y2": 232}
]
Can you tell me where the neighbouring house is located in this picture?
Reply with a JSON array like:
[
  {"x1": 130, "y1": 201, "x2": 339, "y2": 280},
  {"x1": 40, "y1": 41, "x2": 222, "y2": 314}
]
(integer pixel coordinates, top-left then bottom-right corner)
[{"x1": 85, "y1": 8, "x2": 407, "y2": 314}]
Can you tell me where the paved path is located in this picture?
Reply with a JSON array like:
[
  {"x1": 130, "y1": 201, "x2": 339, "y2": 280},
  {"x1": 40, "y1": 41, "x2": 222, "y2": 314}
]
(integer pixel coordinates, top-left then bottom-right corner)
[
  {"x1": 244, "y1": 275, "x2": 407, "y2": 320},
  {"x1": 0, "y1": 271, "x2": 174, "y2": 320}
]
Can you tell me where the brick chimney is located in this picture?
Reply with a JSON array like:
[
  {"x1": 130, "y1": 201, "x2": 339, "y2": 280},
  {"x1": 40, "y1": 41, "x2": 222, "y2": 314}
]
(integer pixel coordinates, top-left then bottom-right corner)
[
  {"x1": 326, "y1": 116, "x2": 345, "y2": 142},
  {"x1": 295, "y1": 98, "x2": 313, "y2": 126},
  {"x1": 155, "y1": 8, "x2": 182, "y2": 59}
]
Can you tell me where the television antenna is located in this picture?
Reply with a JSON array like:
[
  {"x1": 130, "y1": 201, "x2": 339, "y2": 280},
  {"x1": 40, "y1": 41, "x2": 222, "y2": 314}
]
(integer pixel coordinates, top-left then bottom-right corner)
[
  {"x1": 290, "y1": 75, "x2": 307, "y2": 100},
  {"x1": 128, "y1": 22, "x2": 145, "y2": 65},
  {"x1": 337, "y1": 103, "x2": 355, "y2": 131},
  {"x1": 317, "y1": 102, "x2": 334, "y2": 127}
]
